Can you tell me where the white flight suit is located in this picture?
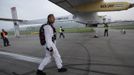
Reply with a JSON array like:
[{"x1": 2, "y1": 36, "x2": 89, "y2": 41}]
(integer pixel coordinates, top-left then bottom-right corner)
[{"x1": 38, "y1": 25, "x2": 63, "y2": 70}]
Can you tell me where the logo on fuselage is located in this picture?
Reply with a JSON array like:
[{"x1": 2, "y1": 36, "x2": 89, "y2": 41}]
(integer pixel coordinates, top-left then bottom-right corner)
[{"x1": 100, "y1": 4, "x2": 114, "y2": 8}]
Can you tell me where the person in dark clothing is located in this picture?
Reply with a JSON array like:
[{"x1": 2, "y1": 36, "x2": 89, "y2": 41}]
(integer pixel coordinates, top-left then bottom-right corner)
[
  {"x1": 104, "y1": 23, "x2": 109, "y2": 37},
  {"x1": 59, "y1": 26, "x2": 65, "y2": 38},
  {"x1": 1, "y1": 29, "x2": 10, "y2": 47}
]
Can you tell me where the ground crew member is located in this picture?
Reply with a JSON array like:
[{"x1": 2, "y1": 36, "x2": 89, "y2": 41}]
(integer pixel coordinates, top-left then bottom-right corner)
[
  {"x1": 104, "y1": 23, "x2": 109, "y2": 37},
  {"x1": 37, "y1": 14, "x2": 67, "y2": 75},
  {"x1": 59, "y1": 26, "x2": 65, "y2": 38},
  {"x1": 93, "y1": 28, "x2": 99, "y2": 38},
  {"x1": 1, "y1": 29, "x2": 10, "y2": 47},
  {"x1": 121, "y1": 29, "x2": 126, "y2": 34}
]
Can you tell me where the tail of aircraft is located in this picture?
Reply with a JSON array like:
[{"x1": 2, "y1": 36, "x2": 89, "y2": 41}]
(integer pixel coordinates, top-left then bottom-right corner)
[{"x1": 11, "y1": 7, "x2": 20, "y2": 38}]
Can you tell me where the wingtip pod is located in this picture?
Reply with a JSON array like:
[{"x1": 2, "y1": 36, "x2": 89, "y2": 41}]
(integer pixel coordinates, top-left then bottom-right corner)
[{"x1": 129, "y1": 3, "x2": 134, "y2": 8}]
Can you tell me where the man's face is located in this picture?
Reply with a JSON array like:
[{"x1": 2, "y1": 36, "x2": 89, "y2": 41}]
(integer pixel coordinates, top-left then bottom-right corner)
[{"x1": 48, "y1": 15, "x2": 55, "y2": 24}]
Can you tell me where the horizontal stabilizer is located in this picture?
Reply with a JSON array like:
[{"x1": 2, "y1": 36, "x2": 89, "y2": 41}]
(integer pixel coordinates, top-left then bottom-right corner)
[{"x1": 0, "y1": 18, "x2": 23, "y2": 22}]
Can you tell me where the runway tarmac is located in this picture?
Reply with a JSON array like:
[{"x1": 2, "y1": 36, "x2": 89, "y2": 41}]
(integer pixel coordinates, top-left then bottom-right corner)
[{"x1": 0, "y1": 28, "x2": 134, "y2": 75}]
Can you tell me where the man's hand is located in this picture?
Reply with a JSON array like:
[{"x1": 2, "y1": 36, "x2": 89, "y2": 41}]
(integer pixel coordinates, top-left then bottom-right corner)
[{"x1": 49, "y1": 47, "x2": 53, "y2": 52}]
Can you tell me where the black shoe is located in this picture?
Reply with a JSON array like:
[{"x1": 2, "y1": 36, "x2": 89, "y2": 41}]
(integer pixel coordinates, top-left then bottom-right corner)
[
  {"x1": 36, "y1": 70, "x2": 46, "y2": 75},
  {"x1": 7, "y1": 44, "x2": 11, "y2": 46},
  {"x1": 94, "y1": 35, "x2": 98, "y2": 38},
  {"x1": 58, "y1": 67, "x2": 67, "y2": 72}
]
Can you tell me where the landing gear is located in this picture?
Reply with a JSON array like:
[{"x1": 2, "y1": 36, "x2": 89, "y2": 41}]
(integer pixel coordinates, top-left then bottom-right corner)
[{"x1": 85, "y1": 24, "x2": 98, "y2": 27}]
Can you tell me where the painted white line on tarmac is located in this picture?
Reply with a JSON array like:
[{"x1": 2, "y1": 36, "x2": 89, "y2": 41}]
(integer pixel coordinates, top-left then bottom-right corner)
[
  {"x1": 0, "y1": 51, "x2": 42, "y2": 64},
  {"x1": 0, "y1": 51, "x2": 88, "y2": 64}
]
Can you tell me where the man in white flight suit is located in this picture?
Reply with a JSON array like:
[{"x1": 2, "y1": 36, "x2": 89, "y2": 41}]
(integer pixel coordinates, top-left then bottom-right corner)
[{"x1": 36, "y1": 14, "x2": 67, "y2": 75}]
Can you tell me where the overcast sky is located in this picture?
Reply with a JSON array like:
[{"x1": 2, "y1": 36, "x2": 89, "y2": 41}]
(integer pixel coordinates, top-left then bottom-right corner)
[{"x1": 0, "y1": 0, "x2": 134, "y2": 30}]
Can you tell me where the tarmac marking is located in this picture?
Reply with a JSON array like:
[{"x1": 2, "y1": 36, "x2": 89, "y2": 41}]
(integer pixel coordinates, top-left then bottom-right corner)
[
  {"x1": 0, "y1": 51, "x2": 42, "y2": 64},
  {"x1": 0, "y1": 51, "x2": 88, "y2": 64}
]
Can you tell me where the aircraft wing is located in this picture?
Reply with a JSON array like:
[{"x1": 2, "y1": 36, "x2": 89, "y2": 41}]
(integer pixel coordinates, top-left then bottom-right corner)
[
  {"x1": 0, "y1": 17, "x2": 72, "y2": 25},
  {"x1": 0, "y1": 18, "x2": 36, "y2": 25},
  {"x1": 0, "y1": 18, "x2": 24, "y2": 22},
  {"x1": 49, "y1": 0, "x2": 103, "y2": 14}
]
